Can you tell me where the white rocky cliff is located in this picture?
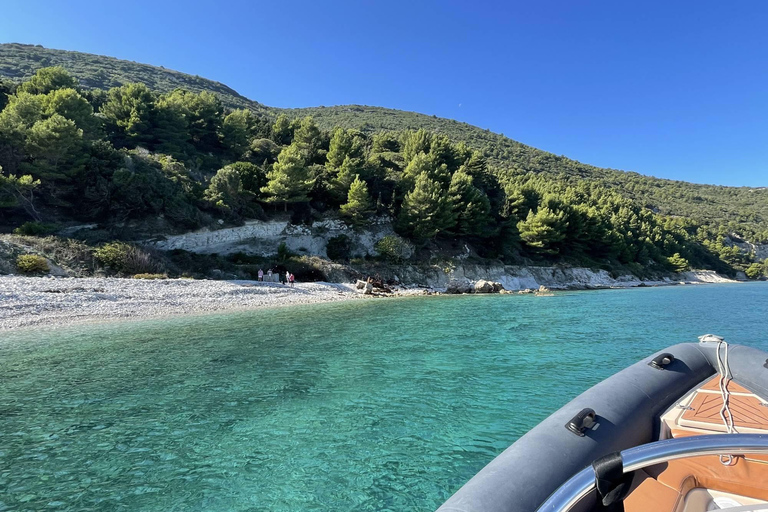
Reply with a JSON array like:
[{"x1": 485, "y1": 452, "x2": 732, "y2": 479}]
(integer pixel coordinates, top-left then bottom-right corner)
[
  {"x1": 144, "y1": 217, "x2": 396, "y2": 259},
  {"x1": 140, "y1": 220, "x2": 740, "y2": 291}
]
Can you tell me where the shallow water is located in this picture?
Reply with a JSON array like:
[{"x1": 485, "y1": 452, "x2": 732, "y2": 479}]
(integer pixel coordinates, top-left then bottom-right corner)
[{"x1": 2, "y1": 282, "x2": 768, "y2": 511}]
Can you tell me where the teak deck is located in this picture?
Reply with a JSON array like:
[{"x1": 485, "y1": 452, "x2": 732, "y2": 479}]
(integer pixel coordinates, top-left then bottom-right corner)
[{"x1": 623, "y1": 375, "x2": 768, "y2": 512}]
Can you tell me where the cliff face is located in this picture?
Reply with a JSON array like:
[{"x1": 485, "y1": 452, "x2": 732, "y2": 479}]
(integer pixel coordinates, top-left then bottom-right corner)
[
  {"x1": 137, "y1": 219, "x2": 740, "y2": 289},
  {"x1": 349, "y1": 264, "x2": 735, "y2": 291},
  {"x1": 726, "y1": 235, "x2": 768, "y2": 261},
  {"x1": 144, "y1": 217, "x2": 397, "y2": 259}
]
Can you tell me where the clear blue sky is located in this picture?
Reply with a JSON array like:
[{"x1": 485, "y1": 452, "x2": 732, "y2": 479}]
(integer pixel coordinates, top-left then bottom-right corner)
[{"x1": 2, "y1": 0, "x2": 767, "y2": 186}]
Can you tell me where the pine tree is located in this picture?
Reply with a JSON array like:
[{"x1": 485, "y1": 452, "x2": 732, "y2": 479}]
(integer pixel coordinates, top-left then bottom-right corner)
[
  {"x1": 326, "y1": 127, "x2": 364, "y2": 170},
  {"x1": 667, "y1": 253, "x2": 690, "y2": 272},
  {"x1": 271, "y1": 114, "x2": 293, "y2": 145},
  {"x1": 99, "y1": 83, "x2": 155, "y2": 148},
  {"x1": 260, "y1": 144, "x2": 313, "y2": 210},
  {"x1": 401, "y1": 129, "x2": 432, "y2": 163},
  {"x1": 0, "y1": 171, "x2": 41, "y2": 220},
  {"x1": 397, "y1": 172, "x2": 456, "y2": 243},
  {"x1": 517, "y1": 207, "x2": 568, "y2": 254},
  {"x1": 329, "y1": 155, "x2": 365, "y2": 204},
  {"x1": 17, "y1": 67, "x2": 78, "y2": 95},
  {"x1": 340, "y1": 175, "x2": 372, "y2": 227},
  {"x1": 401, "y1": 152, "x2": 450, "y2": 190},
  {"x1": 293, "y1": 116, "x2": 323, "y2": 163},
  {"x1": 24, "y1": 114, "x2": 84, "y2": 181},
  {"x1": 220, "y1": 109, "x2": 252, "y2": 160},
  {"x1": 42, "y1": 88, "x2": 100, "y2": 140},
  {"x1": 204, "y1": 165, "x2": 245, "y2": 212},
  {"x1": 448, "y1": 171, "x2": 492, "y2": 236}
]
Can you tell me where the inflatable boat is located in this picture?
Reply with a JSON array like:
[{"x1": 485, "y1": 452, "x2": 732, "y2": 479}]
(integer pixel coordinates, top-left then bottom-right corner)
[{"x1": 436, "y1": 335, "x2": 768, "y2": 512}]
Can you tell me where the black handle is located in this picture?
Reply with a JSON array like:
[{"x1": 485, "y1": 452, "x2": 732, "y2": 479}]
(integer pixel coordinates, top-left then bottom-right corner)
[
  {"x1": 565, "y1": 408, "x2": 596, "y2": 437},
  {"x1": 648, "y1": 353, "x2": 675, "y2": 370}
]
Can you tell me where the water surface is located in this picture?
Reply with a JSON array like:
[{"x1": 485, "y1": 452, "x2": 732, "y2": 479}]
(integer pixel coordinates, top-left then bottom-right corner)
[{"x1": 2, "y1": 283, "x2": 768, "y2": 511}]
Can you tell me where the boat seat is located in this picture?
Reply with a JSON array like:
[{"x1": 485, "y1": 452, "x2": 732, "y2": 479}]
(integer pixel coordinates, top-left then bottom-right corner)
[
  {"x1": 624, "y1": 455, "x2": 768, "y2": 512},
  {"x1": 624, "y1": 469, "x2": 682, "y2": 512}
]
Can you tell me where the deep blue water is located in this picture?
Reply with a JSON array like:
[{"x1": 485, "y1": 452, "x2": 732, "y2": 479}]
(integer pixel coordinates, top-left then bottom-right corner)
[{"x1": 2, "y1": 282, "x2": 768, "y2": 511}]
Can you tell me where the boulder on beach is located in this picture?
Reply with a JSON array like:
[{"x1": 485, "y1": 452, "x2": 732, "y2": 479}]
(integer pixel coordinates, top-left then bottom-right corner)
[
  {"x1": 473, "y1": 280, "x2": 504, "y2": 293},
  {"x1": 445, "y1": 279, "x2": 472, "y2": 294},
  {"x1": 538, "y1": 285, "x2": 550, "y2": 292}
]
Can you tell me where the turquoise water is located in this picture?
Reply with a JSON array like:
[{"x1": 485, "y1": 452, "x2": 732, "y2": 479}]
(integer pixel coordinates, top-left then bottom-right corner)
[{"x1": 2, "y1": 282, "x2": 768, "y2": 512}]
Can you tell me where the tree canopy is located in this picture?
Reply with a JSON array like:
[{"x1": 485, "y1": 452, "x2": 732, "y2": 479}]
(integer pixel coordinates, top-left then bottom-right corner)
[{"x1": 0, "y1": 65, "x2": 764, "y2": 276}]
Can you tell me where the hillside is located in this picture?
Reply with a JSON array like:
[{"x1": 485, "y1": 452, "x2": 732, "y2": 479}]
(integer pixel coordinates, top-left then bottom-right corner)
[
  {"x1": 1, "y1": 43, "x2": 767, "y2": 280},
  {"x1": 1, "y1": 43, "x2": 765, "y2": 239},
  {"x1": 289, "y1": 105, "x2": 768, "y2": 237},
  {"x1": 0, "y1": 43, "x2": 268, "y2": 113},
  {"x1": 2, "y1": 43, "x2": 767, "y2": 238}
]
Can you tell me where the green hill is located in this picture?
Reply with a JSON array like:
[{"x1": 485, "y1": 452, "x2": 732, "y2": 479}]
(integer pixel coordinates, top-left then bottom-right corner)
[
  {"x1": 0, "y1": 42, "x2": 766, "y2": 279},
  {"x1": 0, "y1": 43, "x2": 268, "y2": 113},
  {"x1": 1, "y1": 43, "x2": 763, "y2": 239},
  {"x1": 288, "y1": 105, "x2": 768, "y2": 238}
]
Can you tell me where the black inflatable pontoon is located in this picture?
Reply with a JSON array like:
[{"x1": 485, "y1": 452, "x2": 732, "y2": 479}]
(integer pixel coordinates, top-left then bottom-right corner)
[{"x1": 436, "y1": 337, "x2": 768, "y2": 512}]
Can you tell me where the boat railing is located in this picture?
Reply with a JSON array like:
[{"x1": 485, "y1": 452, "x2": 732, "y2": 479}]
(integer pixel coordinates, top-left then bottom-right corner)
[{"x1": 536, "y1": 433, "x2": 768, "y2": 512}]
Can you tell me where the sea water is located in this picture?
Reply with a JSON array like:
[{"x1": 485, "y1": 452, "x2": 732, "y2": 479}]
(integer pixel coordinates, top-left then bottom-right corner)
[{"x1": 2, "y1": 282, "x2": 768, "y2": 511}]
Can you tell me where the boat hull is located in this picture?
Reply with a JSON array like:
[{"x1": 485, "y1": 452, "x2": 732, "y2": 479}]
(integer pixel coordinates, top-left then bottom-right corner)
[{"x1": 436, "y1": 342, "x2": 768, "y2": 512}]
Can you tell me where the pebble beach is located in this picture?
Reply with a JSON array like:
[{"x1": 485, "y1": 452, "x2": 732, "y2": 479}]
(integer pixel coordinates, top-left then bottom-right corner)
[{"x1": 0, "y1": 276, "x2": 360, "y2": 331}]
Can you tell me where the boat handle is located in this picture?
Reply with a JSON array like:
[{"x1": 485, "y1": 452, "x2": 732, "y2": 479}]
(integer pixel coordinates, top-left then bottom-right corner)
[{"x1": 536, "y1": 434, "x2": 768, "y2": 512}]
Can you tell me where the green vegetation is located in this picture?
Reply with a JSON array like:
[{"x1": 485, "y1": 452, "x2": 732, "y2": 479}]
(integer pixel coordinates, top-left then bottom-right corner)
[
  {"x1": 16, "y1": 253, "x2": 49, "y2": 274},
  {"x1": 340, "y1": 175, "x2": 372, "y2": 227},
  {"x1": 93, "y1": 242, "x2": 162, "y2": 275},
  {"x1": 375, "y1": 235, "x2": 414, "y2": 263},
  {"x1": 326, "y1": 234, "x2": 352, "y2": 262},
  {"x1": 0, "y1": 45, "x2": 766, "y2": 279},
  {"x1": 132, "y1": 273, "x2": 168, "y2": 279},
  {"x1": 666, "y1": 253, "x2": 690, "y2": 273},
  {"x1": 13, "y1": 221, "x2": 56, "y2": 236},
  {"x1": 0, "y1": 44, "x2": 267, "y2": 112}
]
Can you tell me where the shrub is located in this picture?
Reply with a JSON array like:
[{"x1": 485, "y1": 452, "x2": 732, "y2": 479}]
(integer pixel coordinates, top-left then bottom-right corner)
[
  {"x1": 745, "y1": 262, "x2": 766, "y2": 280},
  {"x1": 132, "y1": 273, "x2": 168, "y2": 279},
  {"x1": 375, "y1": 235, "x2": 414, "y2": 263},
  {"x1": 326, "y1": 235, "x2": 351, "y2": 261},
  {"x1": 14, "y1": 222, "x2": 57, "y2": 236},
  {"x1": 666, "y1": 253, "x2": 690, "y2": 272},
  {"x1": 94, "y1": 242, "x2": 163, "y2": 275},
  {"x1": 287, "y1": 255, "x2": 327, "y2": 282},
  {"x1": 276, "y1": 242, "x2": 293, "y2": 263},
  {"x1": 16, "y1": 254, "x2": 49, "y2": 274}
]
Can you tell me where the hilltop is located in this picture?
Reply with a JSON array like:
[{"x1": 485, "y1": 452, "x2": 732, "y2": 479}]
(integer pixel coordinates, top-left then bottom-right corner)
[{"x1": 0, "y1": 43, "x2": 268, "y2": 113}]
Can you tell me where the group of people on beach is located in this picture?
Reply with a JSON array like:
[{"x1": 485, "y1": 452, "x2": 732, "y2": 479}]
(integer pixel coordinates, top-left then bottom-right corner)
[{"x1": 256, "y1": 269, "x2": 295, "y2": 287}]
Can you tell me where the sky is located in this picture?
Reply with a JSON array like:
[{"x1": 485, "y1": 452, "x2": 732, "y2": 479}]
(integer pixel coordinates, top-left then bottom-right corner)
[{"x1": 1, "y1": 0, "x2": 767, "y2": 187}]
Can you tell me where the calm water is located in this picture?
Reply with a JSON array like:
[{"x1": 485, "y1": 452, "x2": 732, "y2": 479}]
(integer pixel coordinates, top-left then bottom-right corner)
[{"x1": 2, "y1": 283, "x2": 768, "y2": 512}]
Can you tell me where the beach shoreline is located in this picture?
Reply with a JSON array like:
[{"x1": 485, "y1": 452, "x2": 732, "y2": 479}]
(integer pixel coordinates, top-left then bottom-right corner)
[
  {"x1": 0, "y1": 272, "x2": 745, "y2": 332},
  {"x1": 0, "y1": 276, "x2": 361, "y2": 332}
]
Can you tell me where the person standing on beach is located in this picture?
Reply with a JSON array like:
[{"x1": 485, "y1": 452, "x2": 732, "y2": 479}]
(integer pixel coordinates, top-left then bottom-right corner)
[
  {"x1": 258, "y1": 269, "x2": 264, "y2": 282},
  {"x1": 285, "y1": 271, "x2": 291, "y2": 286},
  {"x1": 289, "y1": 273, "x2": 295, "y2": 287}
]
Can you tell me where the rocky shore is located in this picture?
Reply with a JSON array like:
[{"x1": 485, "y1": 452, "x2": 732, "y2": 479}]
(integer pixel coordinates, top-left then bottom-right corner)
[
  {"x1": 0, "y1": 267, "x2": 742, "y2": 332},
  {"x1": 0, "y1": 276, "x2": 359, "y2": 331}
]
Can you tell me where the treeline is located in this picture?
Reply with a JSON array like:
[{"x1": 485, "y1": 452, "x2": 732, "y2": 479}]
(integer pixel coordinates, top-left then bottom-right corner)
[
  {"x1": 0, "y1": 67, "x2": 760, "y2": 275},
  {"x1": 295, "y1": 105, "x2": 768, "y2": 243}
]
